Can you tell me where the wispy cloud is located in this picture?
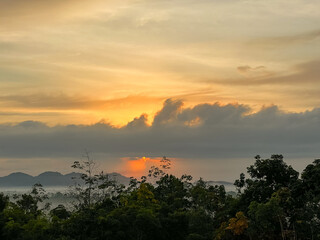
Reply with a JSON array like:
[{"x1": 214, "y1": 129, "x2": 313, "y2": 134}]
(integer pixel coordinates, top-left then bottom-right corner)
[
  {"x1": 0, "y1": 0, "x2": 113, "y2": 30},
  {"x1": 0, "y1": 94, "x2": 162, "y2": 110},
  {"x1": 211, "y1": 60, "x2": 320, "y2": 86},
  {"x1": 250, "y1": 29, "x2": 320, "y2": 48}
]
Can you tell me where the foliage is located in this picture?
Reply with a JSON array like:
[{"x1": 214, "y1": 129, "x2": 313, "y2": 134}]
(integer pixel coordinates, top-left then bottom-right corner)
[
  {"x1": 70, "y1": 150, "x2": 122, "y2": 209},
  {"x1": 0, "y1": 154, "x2": 319, "y2": 239},
  {"x1": 226, "y1": 211, "x2": 248, "y2": 236}
]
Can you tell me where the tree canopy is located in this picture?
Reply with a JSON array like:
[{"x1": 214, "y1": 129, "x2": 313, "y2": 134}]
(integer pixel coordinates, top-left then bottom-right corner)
[{"x1": 0, "y1": 155, "x2": 319, "y2": 240}]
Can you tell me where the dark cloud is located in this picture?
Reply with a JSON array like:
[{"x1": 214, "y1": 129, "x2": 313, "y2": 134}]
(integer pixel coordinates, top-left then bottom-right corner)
[
  {"x1": 152, "y1": 99, "x2": 184, "y2": 126},
  {"x1": 126, "y1": 114, "x2": 149, "y2": 129},
  {"x1": 0, "y1": 99, "x2": 319, "y2": 161},
  {"x1": 237, "y1": 65, "x2": 266, "y2": 73},
  {"x1": 213, "y1": 60, "x2": 320, "y2": 86}
]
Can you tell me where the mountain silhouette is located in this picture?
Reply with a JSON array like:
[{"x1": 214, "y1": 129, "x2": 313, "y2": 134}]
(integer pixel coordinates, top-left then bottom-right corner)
[
  {"x1": 0, "y1": 171, "x2": 131, "y2": 187},
  {"x1": 0, "y1": 172, "x2": 233, "y2": 188}
]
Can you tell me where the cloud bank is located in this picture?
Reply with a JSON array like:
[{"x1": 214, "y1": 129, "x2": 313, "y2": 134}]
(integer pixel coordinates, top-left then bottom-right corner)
[{"x1": 0, "y1": 99, "x2": 319, "y2": 161}]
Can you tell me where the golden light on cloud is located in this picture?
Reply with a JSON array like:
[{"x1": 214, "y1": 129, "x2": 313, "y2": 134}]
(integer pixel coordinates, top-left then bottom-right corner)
[
  {"x1": 184, "y1": 116, "x2": 202, "y2": 127},
  {"x1": 0, "y1": 0, "x2": 319, "y2": 126},
  {"x1": 0, "y1": 0, "x2": 319, "y2": 186}
]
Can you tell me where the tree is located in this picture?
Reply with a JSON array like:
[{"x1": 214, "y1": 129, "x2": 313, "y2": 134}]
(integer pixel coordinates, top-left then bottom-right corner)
[
  {"x1": 190, "y1": 178, "x2": 226, "y2": 213},
  {"x1": 1, "y1": 184, "x2": 50, "y2": 240},
  {"x1": 146, "y1": 156, "x2": 172, "y2": 183},
  {"x1": 0, "y1": 193, "x2": 9, "y2": 238},
  {"x1": 226, "y1": 211, "x2": 248, "y2": 236},
  {"x1": 235, "y1": 155, "x2": 299, "y2": 205},
  {"x1": 301, "y1": 159, "x2": 320, "y2": 198},
  {"x1": 294, "y1": 159, "x2": 320, "y2": 239},
  {"x1": 14, "y1": 183, "x2": 50, "y2": 215},
  {"x1": 70, "y1": 150, "x2": 118, "y2": 209},
  {"x1": 248, "y1": 195, "x2": 283, "y2": 239}
]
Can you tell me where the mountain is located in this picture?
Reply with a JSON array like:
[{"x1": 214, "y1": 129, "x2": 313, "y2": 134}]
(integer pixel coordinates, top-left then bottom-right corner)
[
  {"x1": 1, "y1": 172, "x2": 35, "y2": 186},
  {"x1": 107, "y1": 172, "x2": 131, "y2": 185},
  {"x1": 0, "y1": 171, "x2": 131, "y2": 187},
  {"x1": 206, "y1": 180, "x2": 233, "y2": 186},
  {"x1": 206, "y1": 180, "x2": 236, "y2": 194},
  {"x1": 0, "y1": 171, "x2": 232, "y2": 189}
]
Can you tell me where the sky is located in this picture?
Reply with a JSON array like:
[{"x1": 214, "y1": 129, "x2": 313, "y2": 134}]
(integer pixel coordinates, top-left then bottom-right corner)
[{"x1": 0, "y1": 0, "x2": 319, "y2": 181}]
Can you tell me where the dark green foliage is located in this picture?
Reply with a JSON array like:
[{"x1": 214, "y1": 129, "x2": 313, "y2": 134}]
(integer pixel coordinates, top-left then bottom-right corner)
[
  {"x1": 235, "y1": 155, "x2": 299, "y2": 205},
  {"x1": 0, "y1": 154, "x2": 320, "y2": 239},
  {"x1": 0, "y1": 193, "x2": 9, "y2": 238},
  {"x1": 301, "y1": 159, "x2": 320, "y2": 198}
]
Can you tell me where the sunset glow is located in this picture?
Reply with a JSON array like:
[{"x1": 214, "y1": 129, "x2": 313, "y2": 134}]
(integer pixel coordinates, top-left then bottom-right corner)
[
  {"x1": 1, "y1": 2, "x2": 320, "y2": 238},
  {"x1": 120, "y1": 157, "x2": 165, "y2": 178},
  {"x1": 0, "y1": 0, "x2": 319, "y2": 179},
  {"x1": 0, "y1": 0, "x2": 319, "y2": 128}
]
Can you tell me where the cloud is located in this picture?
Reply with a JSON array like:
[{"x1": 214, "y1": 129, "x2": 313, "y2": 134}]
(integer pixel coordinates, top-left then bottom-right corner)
[
  {"x1": 0, "y1": 111, "x2": 62, "y2": 116},
  {"x1": 213, "y1": 60, "x2": 320, "y2": 86},
  {"x1": 237, "y1": 65, "x2": 266, "y2": 74},
  {"x1": 0, "y1": 0, "x2": 319, "y2": 119},
  {"x1": 0, "y1": 0, "x2": 111, "y2": 30},
  {"x1": 236, "y1": 65, "x2": 272, "y2": 79},
  {"x1": 258, "y1": 60, "x2": 320, "y2": 85},
  {"x1": 152, "y1": 99, "x2": 184, "y2": 126},
  {"x1": 126, "y1": 114, "x2": 149, "y2": 129},
  {"x1": 0, "y1": 93, "x2": 163, "y2": 110},
  {"x1": 250, "y1": 29, "x2": 320, "y2": 48},
  {"x1": 0, "y1": 99, "x2": 319, "y2": 162}
]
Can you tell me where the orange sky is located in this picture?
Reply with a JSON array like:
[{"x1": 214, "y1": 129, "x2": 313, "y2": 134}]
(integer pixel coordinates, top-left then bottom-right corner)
[
  {"x1": 0, "y1": 0, "x2": 319, "y2": 179},
  {"x1": 119, "y1": 157, "x2": 166, "y2": 178},
  {"x1": 0, "y1": 0, "x2": 319, "y2": 127}
]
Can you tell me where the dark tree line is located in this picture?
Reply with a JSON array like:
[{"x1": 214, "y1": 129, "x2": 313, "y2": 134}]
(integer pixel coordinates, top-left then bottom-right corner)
[{"x1": 0, "y1": 154, "x2": 320, "y2": 239}]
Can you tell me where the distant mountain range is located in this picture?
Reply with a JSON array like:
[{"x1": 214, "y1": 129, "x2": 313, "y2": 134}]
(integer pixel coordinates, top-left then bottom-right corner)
[
  {"x1": 0, "y1": 171, "x2": 233, "y2": 188},
  {"x1": 206, "y1": 180, "x2": 233, "y2": 186},
  {"x1": 0, "y1": 171, "x2": 131, "y2": 187}
]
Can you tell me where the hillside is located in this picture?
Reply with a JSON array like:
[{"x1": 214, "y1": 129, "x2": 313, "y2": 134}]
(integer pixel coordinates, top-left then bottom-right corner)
[{"x1": 0, "y1": 171, "x2": 131, "y2": 187}]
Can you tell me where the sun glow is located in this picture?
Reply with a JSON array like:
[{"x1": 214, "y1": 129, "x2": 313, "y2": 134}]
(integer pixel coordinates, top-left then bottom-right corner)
[
  {"x1": 128, "y1": 157, "x2": 148, "y2": 172},
  {"x1": 120, "y1": 157, "x2": 163, "y2": 178}
]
